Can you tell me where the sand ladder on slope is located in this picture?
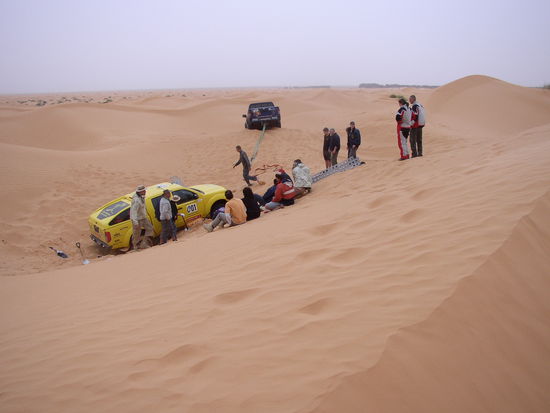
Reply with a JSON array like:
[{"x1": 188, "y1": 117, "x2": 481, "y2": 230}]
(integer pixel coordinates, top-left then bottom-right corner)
[{"x1": 312, "y1": 157, "x2": 363, "y2": 184}]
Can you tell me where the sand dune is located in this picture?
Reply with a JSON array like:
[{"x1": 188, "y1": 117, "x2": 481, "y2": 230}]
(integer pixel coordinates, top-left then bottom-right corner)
[{"x1": 0, "y1": 76, "x2": 549, "y2": 412}]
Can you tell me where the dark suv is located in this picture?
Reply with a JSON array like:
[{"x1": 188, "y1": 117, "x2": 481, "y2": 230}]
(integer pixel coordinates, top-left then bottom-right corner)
[{"x1": 242, "y1": 102, "x2": 281, "y2": 129}]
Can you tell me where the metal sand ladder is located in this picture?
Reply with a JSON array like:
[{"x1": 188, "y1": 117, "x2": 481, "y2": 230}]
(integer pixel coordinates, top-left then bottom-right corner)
[{"x1": 312, "y1": 157, "x2": 363, "y2": 184}]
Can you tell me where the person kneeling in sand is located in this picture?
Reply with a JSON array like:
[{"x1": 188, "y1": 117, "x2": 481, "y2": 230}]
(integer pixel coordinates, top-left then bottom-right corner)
[
  {"x1": 264, "y1": 174, "x2": 297, "y2": 212},
  {"x1": 292, "y1": 159, "x2": 312, "y2": 198},
  {"x1": 204, "y1": 190, "x2": 247, "y2": 232}
]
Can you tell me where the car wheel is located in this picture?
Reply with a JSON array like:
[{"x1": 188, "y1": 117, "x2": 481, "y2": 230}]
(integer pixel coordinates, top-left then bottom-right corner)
[
  {"x1": 275, "y1": 121, "x2": 281, "y2": 128},
  {"x1": 210, "y1": 200, "x2": 227, "y2": 219}
]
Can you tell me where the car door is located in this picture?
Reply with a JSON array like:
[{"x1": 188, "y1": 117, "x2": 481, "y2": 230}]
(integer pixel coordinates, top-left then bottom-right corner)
[{"x1": 171, "y1": 189, "x2": 202, "y2": 227}]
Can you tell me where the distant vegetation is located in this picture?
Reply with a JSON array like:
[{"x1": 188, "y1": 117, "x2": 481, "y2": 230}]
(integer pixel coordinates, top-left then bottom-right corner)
[
  {"x1": 291, "y1": 85, "x2": 331, "y2": 89},
  {"x1": 359, "y1": 83, "x2": 438, "y2": 89},
  {"x1": 389, "y1": 94, "x2": 405, "y2": 99},
  {"x1": 543, "y1": 84, "x2": 550, "y2": 89}
]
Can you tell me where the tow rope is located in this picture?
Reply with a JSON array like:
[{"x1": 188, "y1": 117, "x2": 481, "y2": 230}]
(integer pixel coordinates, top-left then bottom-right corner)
[
  {"x1": 250, "y1": 123, "x2": 267, "y2": 162},
  {"x1": 253, "y1": 163, "x2": 282, "y2": 176}
]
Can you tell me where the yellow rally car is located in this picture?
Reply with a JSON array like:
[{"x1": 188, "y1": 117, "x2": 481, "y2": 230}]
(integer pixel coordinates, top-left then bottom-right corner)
[{"x1": 89, "y1": 182, "x2": 227, "y2": 250}]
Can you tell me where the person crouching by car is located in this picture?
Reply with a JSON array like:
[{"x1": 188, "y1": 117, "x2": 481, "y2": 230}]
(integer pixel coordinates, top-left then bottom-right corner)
[
  {"x1": 242, "y1": 186, "x2": 261, "y2": 221},
  {"x1": 159, "y1": 189, "x2": 177, "y2": 244},
  {"x1": 204, "y1": 190, "x2": 247, "y2": 232},
  {"x1": 264, "y1": 174, "x2": 297, "y2": 212},
  {"x1": 292, "y1": 159, "x2": 312, "y2": 198},
  {"x1": 130, "y1": 185, "x2": 154, "y2": 249}
]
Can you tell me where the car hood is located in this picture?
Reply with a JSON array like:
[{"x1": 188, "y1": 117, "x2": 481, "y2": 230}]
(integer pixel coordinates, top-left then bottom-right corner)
[{"x1": 189, "y1": 184, "x2": 226, "y2": 195}]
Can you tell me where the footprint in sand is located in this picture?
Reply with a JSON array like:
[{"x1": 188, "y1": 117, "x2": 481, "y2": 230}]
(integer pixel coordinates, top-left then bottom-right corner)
[
  {"x1": 298, "y1": 298, "x2": 332, "y2": 315},
  {"x1": 214, "y1": 288, "x2": 259, "y2": 304}
]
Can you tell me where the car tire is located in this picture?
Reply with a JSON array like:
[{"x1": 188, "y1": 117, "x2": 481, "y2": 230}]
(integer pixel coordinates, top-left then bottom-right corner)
[
  {"x1": 275, "y1": 120, "x2": 281, "y2": 128},
  {"x1": 209, "y1": 200, "x2": 227, "y2": 219}
]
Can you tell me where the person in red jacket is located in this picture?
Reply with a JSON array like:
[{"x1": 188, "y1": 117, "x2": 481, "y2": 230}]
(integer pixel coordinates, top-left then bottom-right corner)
[{"x1": 264, "y1": 173, "x2": 296, "y2": 212}]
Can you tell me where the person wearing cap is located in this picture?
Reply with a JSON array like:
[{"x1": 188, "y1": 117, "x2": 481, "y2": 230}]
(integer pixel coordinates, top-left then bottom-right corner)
[
  {"x1": 130, "y1": 185, "x2": 154, "y2": 249},
  {"x1": 203, "y1": 190, "x2": 247, "y2": 232},
  {"x1": 264, "y1": 173, "x2": 297, "y2": 211},
  {"x1": 346, "y1": 121, "x2": 361, "y2": 159},
  {"x1": 292, "y1": 159, "x2": 312, "y2": 197},
  {"x1": 322, "y1": 127, "x2": 331, "y2": 169},
  {"x1": 170, "y1": 194, "x2": 188, "y2": 231},
  {"x1": 159, "y1": 189, "x2": 177, "y2": 244},
  {"x1": 328, "y1": 128, "x2": 341, "y2": 166}
]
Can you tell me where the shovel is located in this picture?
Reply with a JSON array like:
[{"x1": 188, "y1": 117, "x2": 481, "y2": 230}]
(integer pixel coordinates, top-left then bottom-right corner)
[
  {"x1": 49, "y1": 246, "x2": 68, "y2": 258},
  {"x1": 178, "y1": 213, "x2": 189, "y2": 231},
  {"x1": 75, "y1": 242, "x2": 90, "y2": 265}
]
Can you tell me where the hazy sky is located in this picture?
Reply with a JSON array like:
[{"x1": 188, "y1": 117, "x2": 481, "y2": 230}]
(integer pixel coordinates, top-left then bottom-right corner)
[{"x1": 1, "y1": 0, "x2": 549, "y2": 93}]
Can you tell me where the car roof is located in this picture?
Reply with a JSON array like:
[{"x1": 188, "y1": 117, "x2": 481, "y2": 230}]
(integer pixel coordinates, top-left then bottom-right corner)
[{"x1": 125, "y1": 182, "x2": 185, "y2": 199}]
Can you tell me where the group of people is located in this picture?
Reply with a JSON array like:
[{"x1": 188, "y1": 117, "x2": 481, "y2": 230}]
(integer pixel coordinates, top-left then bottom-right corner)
[
  {"x1": 322, "y1": 121, "x2": 362, "y2": 168},
  {"x1": 129, "y1": 94, "x2": 426, "y2": 247},
  {"x1": 203, "y1": 158, "x2": 313, "y2": 233},
  {"x1": 130, "y1": 186, "x2": 184, "y2": 249},
  {"x1": 319, "y1": 95, "x2": 426, "y2": 165},
  {"x1": 395, "y1": 95, "x2": 426, "y2": 160}
]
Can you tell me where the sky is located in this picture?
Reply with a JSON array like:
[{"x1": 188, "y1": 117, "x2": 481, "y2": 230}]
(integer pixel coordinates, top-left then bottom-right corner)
[{"x1": 0, "y1": 0, "x2": 549, "y2": 93}]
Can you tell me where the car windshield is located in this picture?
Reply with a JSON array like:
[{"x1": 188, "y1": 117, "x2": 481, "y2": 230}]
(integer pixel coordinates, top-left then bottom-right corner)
[{"x1": 97, "y1": 200, "x2": 130, "y2": 220}]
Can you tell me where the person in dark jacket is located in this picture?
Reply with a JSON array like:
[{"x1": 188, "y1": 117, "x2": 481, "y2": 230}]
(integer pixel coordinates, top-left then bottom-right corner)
[
  {"x1": 170, "y1": 194, "x2": 188, "y2": 231},
  {"x1": 233, "y1": 145, "x2": 264, "y2": 186},
  {"x1": 346, "y1": 121, "x2": 361, "y2": 159},
  {"x1": 328, "y1": 128, "x2": 341, "y2": 166},
  {"x1": 322, "y1": 127, "x2": 331, "y2": 169},
  {"x1": 262, "y1": 179, "x2": 278, "y2": 203},
  {"x1": 242, "y1": 186, "x2": 261, "y2": 221}
]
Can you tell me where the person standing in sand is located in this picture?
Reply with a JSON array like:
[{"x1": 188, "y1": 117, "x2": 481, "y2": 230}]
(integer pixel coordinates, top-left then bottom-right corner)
[
  {"x1": 346, "y1": 121, "x2": 361, "y2": 159},
  {"x1": 409, "y1": 95, "x2": 426, "y2": 157},
  {"x1": 322, "y1": 127, "x2": 331, "y2": 169},
  {"x1": 204, "y1": 190, "x2": 247, "y2": 232},
  {"x1": 395, "y1": 98, "x2": 412, "y2": 161},
  {"x1": 328, "y1": 128, "x2": 341, "y2": 166},
  {"x1": 233, "y1": 145, "x2": 264, "y2": 186},
  {"x1": 159, "y1": 189, "x2": 177, "y2": 244},
  {"x1": 130, "y1": 185, "x2": 154, "y2": 249}
]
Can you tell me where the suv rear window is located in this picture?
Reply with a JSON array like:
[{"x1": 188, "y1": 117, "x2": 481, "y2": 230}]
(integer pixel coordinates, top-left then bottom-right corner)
[
  {"x1": 97, "y1": 200, "x2": 130, "y2": 220},
  {"x1": 249, "y1": 102, "x2": 274, "y2": 109}
]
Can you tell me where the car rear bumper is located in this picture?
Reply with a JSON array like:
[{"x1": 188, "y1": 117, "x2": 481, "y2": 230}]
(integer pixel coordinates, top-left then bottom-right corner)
[
  {"x1": 90, "y1": 234, "x2": 111, "y2": 249},
  {"x1": 250, "y1": 117, "x2": 279, "y2": 123}
]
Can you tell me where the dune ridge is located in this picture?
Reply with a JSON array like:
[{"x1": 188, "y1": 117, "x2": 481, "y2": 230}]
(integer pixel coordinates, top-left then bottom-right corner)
[
  {"x1": 0, "y1": 75, "x2": 549, "y2": 412},
  {"x1": 309, "y1": 189, "x2": 550, "y2": 413}
]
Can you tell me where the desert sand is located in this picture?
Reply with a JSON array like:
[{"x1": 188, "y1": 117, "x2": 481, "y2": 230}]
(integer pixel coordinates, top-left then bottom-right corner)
[{"x1": 0, "y1": 75, "x2": 549, "y2": 412}]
